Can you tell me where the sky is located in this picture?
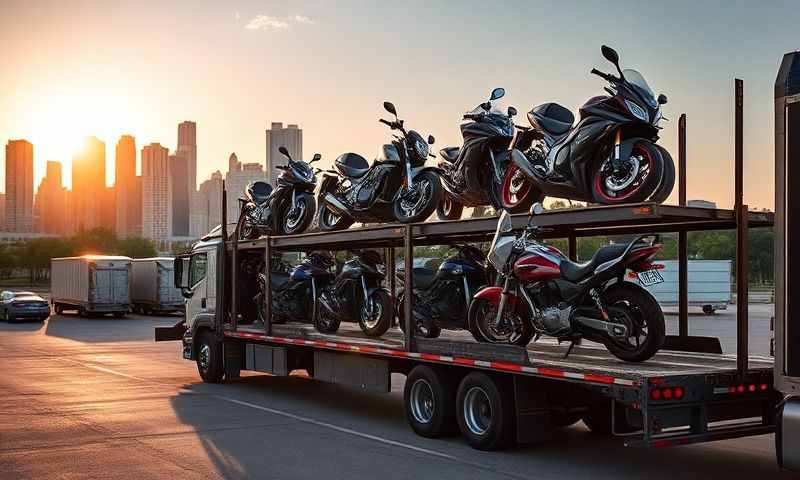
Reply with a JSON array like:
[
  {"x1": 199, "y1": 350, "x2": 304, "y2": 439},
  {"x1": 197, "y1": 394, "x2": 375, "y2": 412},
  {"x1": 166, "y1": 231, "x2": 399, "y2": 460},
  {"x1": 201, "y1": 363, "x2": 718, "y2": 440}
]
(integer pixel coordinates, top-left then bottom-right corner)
[{"x1": 1, "y1": 0, "x2": 798, "y2": 209}]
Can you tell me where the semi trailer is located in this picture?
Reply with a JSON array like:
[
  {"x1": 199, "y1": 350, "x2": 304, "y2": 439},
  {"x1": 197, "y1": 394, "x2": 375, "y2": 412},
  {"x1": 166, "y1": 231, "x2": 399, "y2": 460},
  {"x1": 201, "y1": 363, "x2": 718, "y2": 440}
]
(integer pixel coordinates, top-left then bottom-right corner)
[
  {"x1": 51, "y1": 256, "x2": 131, "y2": 317},
  {"x1": 131, "y1": 257, "x2": 184, "y2": 315}
]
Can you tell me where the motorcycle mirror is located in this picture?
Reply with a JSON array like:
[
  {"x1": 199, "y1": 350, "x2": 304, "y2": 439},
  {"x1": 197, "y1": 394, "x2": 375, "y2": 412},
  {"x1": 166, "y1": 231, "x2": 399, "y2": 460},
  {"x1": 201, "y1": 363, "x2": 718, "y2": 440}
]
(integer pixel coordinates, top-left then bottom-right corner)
[
  {"x1": 311, "y1": 153, "x2": 322, "y2": 163},
  {"x1": 507, "y1": 106, "x2": 517, "y2": 117},
  {"x1": 658, "y1": 93, "x2": 668, "y2": 105},
  {"x1": 278, "y1": 146, "x2": 291, "y2": 159},
  {"x1": 490, "y1": 87, "x2": 505, "y2": 101},
  {"x1": 601, "y1": 45, "x2": 619, "y2": 65},
  {"x1": 383, "y1": 101, "x2": 397, "y2": 117},
  {"x1": 529, "y1": 202, "x2": 545, "y2": 216},
  {"x1": 427, "y1": 135, "x2": 435, "y2": 145}
]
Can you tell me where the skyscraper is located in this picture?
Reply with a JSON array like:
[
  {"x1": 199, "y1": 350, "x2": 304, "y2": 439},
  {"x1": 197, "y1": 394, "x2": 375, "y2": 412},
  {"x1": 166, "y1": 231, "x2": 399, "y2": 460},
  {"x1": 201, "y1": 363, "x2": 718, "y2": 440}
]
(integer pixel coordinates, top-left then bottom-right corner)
[
  {"x1": 193, "y1": 170, "x2": 223, "y2": 236},
  {"x1": 71, "y1": 136, "x2": 106, "y2": 232},
  {"x1": 141, "y1": 143, "x2": 171, "y2": 241},
  {"x1": 35, "y1": 160, "x2": 67, "y2": 234},
  {"x1": 225, "y1": 153, "x2": 266, "y2": 222},
  {"x1": 178, "y1": 121, "x2": 197, "y2": 192},
  {"x1": 265, "y1": 123, "x2": 302, "y2": 184},
  {"x1": 4, "y1": 140, "x2": 34, "y2": 232},
  {"x1": 169, "y1": 152, "x2": 189, "y2": 236},
  {"x1": 115, "y1": 135, "x2": 139, "y2": 238}
]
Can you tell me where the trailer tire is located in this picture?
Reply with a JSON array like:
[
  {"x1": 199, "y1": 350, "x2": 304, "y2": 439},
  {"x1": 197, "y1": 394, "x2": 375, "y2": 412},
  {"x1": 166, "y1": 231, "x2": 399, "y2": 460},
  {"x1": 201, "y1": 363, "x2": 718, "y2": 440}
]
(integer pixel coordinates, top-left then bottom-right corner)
[
  {"x1": 456, "y1": 372, "x2": 515, "y2": 450},
  {"x1": 702, "y1": 304, "x2": 716, "y2": 315},
  {"x1": 404, "y1": 366, "x2": 458, "y2": 438},
  {"x1": 196, "y1": 330, "x2": 224, "y2": 383}
]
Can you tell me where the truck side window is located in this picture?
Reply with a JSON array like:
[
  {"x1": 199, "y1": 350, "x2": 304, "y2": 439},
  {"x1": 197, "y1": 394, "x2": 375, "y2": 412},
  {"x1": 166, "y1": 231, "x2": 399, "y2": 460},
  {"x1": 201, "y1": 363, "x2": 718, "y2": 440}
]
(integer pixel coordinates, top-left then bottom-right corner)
[{"x1": 189, "y1": 253, "x2": 207, "y2": 287}]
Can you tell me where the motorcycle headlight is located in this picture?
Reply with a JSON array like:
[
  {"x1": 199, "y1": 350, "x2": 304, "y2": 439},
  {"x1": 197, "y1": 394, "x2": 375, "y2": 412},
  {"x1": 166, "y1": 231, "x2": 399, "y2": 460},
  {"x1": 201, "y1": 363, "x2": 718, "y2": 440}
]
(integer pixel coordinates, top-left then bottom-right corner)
[
  {"x1": 625, "y1": 99, "x2": 649, "y2": 122},
  {"x1": 414, "y1": 137, "x2": 429, "y2": 160}
]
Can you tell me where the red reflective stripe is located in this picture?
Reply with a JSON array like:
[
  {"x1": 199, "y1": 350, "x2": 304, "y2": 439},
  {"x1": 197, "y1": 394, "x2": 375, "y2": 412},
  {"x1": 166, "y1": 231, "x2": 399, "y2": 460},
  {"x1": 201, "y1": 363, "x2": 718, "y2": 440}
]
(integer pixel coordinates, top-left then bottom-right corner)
[
  {"x1": 453, "y1": 357, "x2": 476, "y2": 366},
  {"x1": 584, "y1": 374, "x2": 616, "y2": 385},
  {"x1": 421, "y1": 353, "x2": 441, "y2": 361},
  {"x1": 538, "y1": 368, "x2": 566, "y2": 378},
  {"x1": 490, "y1": 361, "x2": 524, "y2": 372}
]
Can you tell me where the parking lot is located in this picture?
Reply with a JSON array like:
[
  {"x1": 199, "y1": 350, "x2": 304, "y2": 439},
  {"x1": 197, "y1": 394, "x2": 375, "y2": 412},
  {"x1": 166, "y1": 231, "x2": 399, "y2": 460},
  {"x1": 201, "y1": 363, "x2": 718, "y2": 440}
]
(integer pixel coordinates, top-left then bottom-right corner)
[{"x1": 0, "y1": 305, "x2": 790, "y2": 480}]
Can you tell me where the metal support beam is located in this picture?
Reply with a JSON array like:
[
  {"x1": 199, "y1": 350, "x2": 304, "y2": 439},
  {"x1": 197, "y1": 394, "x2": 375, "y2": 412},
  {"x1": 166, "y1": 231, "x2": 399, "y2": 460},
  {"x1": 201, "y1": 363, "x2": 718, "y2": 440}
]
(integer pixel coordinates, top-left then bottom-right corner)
[
  {"x1": 403, "y1": 226, "x2": 414, "y2": 352},
  {"x1": 231, "y1": 208, "x2": 243, "y2": 332},
  {"x1": 678, "y1": 113, "x2": 689, "y2": 337},
  {"x1": 218, "y1": 181, "x2": 228, "y2": 336},
  {"x1": 568, "y1": 235, "x2": 577, "y2": 261},
  {"x1": 734, "y1": 79, "x2": 748, "y2": 374},
  {"x1": 264, "y1": 238, "x2": 272, "y2": 336},
  {"x1": 387, "y1": 247, "x2": 396, "y2": 323}
]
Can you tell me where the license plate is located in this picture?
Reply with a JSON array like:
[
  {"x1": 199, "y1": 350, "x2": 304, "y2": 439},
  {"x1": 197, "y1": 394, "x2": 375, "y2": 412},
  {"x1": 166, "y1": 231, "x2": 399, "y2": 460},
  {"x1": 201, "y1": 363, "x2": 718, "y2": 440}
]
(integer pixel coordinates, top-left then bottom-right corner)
[{"x1": 637, "y1": 269, "x2": 664, "y2": 286}]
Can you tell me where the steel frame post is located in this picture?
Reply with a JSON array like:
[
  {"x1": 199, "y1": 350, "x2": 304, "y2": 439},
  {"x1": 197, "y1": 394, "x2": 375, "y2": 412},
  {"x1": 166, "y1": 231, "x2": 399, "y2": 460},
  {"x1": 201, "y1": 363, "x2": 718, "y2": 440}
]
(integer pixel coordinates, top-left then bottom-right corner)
[
  {"x1": 218, "y1": 182, "x2": 228, "y2": 337},
  {"x1": 264, "y1": 238, "x2": 272, "y2": 336},
  {"x1": 734, "y1": 79, "x2": 749, "y2": 374},
  {"x1": 404, "y1": 226, "x2": 414, "y2": 352},
  {"x1": 568, "y1": 235, "x2": 577, "y2": 261},
  {"x1": 678, "y1": 114, "x2": 689, "y2": 337}
]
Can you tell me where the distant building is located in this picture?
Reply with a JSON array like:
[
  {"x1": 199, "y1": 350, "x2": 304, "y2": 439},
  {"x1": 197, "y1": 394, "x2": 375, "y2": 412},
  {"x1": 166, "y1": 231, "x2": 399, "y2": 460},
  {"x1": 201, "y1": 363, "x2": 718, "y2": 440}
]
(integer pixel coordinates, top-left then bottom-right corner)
[
  {"x1": 115, "y1": 135, "x2": 140, "y2": 238},
  {"x1": 4, "y1": 139, "x2": 34, "y2": 232},
  {"x1": 71, "y1": 136, "x2": 106, "y2": 232},
  {"x1": 169, "y1": 152, "x2": 189, "y2": 236},
  {"x1": 195, "y1": 170, "x2": 223, "y2": 236},
  {"x1": 141, "y1": 143, "x2": 171, "y2": 241},
  {"x1": 100, "y1": 186, "x2": 116, "y2": 233},
  {"x1": 177, "y1": 121, "x2": 197, "y2": 193},
  {"x1": 0, "y1": 193, "x2": 5, "y2": 229},
  {"x1": 265, "y1": 123, "x2": 302, "y2": 185},
  {"x1": 226, "y1": 154, "x2": 266, "y2": 222},
  {"x1": 34, "y1": 160, "x2": 68, "y2": 235},
  {"x1": 687, "y1": 199, "x2": 717, "y2": 209}
]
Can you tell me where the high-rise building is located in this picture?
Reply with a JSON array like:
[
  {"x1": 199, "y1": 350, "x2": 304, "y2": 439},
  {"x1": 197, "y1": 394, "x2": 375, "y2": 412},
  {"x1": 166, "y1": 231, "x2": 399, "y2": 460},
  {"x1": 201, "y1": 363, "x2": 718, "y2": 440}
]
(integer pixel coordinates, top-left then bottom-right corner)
[
  {"x1": 34, "y1": 160, "x2": 68, "y2": 235},
  {"x1": 100, "y1": 186, "x2": 116, "y2": 233},
  {"x1": 169, "y1": 152, "x2": 189, "y2": 236},
  {"x1": 5, "y1": 140, "x2": 34, "y2": 232},
  {"x1": 265, "y1": 123, "x2": 302, "y2": 184},
  {"x1": 226, "y1": 154, "x2": 266, "y2": 221},
  {"x1": 71, "y1": 136, "x2": 106, "y2": 232},
  {"x1": 0, "y1": 193, "x2": 5, "y2": 229},
  {"x1": 192, "y1": 170, "x2": 223, "y2": 237},
  {"x1": 130, "y1": 176, "x2": 142, "y2": 237},
  {"x1": 178, "y1": 121, "x2": 197, "y2": 191},
  {"x1": 141, "y1": 143, "x2": 171, "y2": 241},
  {"x1": 115, "y1": 135, "x2": 140, "y2": 238}
]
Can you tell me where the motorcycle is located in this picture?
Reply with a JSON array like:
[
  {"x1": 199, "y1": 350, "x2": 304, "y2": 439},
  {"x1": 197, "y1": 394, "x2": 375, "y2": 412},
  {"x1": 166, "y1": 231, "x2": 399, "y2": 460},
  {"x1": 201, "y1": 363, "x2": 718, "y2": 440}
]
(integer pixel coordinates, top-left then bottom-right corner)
[
  {"x1": 317, "y1": 102, "x2": 442, "y2": 231},
  {"x1": 315, "y1": 250, "x2": 394, "y2": 337},
  {"x1": 505, "y1": 45, "x2": 675, "y2": 207},
  {"x1": 396, "y1": 245, "x2": 490, "y2": 339},
  {"x1": 436, "y1": 88, "x2": 537, "y2": 219},
  {"x1": 240, "y1": 146, "x2": 320, "y2": 238},
  {"x1": 255, "y1": 252, "x2": 336, "y2": 324},
  {"x1": 469, "y1": 205, "x2": 666, "y2": 362}
]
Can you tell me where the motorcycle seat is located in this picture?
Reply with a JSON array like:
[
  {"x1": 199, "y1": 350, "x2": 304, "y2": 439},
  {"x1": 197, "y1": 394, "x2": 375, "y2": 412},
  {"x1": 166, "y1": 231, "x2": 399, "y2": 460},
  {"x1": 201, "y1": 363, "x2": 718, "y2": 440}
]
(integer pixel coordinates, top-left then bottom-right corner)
[
  {"x1": 269, "y1": 271, "x2": 292, "y2": 291},
  {"x1": 439, "y1": 147, "x2": 460, "y2": 163},
  {"x1": 528, "y1": 103, "x2": 574, "y2": 137},
  {"x1": 559, "y1": 243, "x2": 629, "y2": 283},
  {"x1": 335, "y1": 152, "x2": 370, "y2": 178}
]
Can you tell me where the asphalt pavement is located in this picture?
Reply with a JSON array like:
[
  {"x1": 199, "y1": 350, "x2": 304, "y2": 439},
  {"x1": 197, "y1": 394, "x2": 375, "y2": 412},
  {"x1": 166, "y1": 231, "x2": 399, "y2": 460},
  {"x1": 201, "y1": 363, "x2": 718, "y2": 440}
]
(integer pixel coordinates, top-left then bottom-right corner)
[{"x1": 0, "y1": 307, "x2": 791, "y2": 480}]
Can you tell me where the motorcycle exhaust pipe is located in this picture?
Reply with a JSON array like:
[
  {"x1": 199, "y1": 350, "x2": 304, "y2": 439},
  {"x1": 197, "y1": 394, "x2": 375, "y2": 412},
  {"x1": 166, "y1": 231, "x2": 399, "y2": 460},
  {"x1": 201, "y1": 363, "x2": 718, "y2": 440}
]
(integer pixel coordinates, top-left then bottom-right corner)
[
  {"x1": 510, "y1": 149, "x2": 547, "y2": 189},
  {"x1": 322, "y1": 193, "x2": 353, "y2": 219}
]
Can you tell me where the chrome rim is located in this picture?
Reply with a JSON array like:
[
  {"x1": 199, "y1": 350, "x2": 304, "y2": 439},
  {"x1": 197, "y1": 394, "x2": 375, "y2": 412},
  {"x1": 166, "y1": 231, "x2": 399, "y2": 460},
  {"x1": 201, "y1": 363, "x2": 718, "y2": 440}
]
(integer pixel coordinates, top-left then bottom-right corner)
[
  {"x1": 409, "y1": 379, "x2": 435, "y2": 424},
  {"x1": 285, "y1": 201, "x2": 306, "y2": 231},
  {"x1": 361, "y1": 297, "x2": 383, "y2": 329},
  {"x1": 323, "y1": 207, "x2": 341, "y2": 227},
  {"x1": 604, "y1": 155, "x2": 641, "y2": 192},
  {"x1": 463, "y1": 386, "x2": 492, "y2": 436},
  {"x1": 400, "y1": 179, "x2": 432, "y2": 217},
  {"x1": 477, "y1": 301, "x2": 523, "y2": 344},
  {"x1": 198, "y1": 344, "x2": 211, "y2": 371}
]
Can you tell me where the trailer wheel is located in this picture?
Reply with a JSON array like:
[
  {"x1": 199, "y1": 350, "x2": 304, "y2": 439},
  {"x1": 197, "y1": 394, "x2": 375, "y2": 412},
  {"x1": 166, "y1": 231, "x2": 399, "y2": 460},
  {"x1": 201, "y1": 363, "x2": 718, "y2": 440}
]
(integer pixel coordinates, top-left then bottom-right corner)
[
  {"x1": 702, "y1": 304, "x2": 716, "y2": 315},
  {"x1": 456, "y1": 372, "x2": 515, "y2": 450},
  {"x1": 404, "y1": 366, "x2": 458, "y2": 438},
  {"x1": 196, "y1": 330, "x2": 224, "y2": 383}
]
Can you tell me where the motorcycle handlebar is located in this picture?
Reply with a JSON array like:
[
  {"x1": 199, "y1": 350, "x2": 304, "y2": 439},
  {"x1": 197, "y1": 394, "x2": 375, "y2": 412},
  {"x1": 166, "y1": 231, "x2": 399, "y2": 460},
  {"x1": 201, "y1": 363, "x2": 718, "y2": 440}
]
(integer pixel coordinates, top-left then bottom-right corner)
[
  {"x1": 591, "y1": 68, "x2": 616, "y2": 82},
  {"x1": 379, "y1": 118, "x2": 394, "y2": 128},
  {"x1": 463, "y1": 112, "x2": 483, "y2": 121}
]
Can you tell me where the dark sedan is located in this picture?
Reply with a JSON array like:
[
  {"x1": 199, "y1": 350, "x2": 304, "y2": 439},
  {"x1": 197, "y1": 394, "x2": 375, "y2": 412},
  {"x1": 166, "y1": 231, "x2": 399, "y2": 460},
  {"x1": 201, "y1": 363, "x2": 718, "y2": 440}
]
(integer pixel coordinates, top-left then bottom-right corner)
[{"x1": 0, "y1": 291, "x2": 51, "y2": 322}]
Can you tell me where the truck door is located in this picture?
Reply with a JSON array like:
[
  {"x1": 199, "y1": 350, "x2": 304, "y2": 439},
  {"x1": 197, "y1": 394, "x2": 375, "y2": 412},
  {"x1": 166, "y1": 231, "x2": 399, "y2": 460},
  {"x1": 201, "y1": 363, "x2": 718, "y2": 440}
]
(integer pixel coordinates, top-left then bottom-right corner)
[{"x1": 186, "y1": 251, "x2": 210, "y2": 329}]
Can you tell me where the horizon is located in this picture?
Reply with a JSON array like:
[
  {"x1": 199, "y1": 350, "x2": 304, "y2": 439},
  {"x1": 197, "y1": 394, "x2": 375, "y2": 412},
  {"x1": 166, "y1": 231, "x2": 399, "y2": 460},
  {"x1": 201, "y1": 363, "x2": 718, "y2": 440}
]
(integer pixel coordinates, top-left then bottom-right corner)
[{"x1": 3, "y1": 1, "x2": 799, "y2": 210}]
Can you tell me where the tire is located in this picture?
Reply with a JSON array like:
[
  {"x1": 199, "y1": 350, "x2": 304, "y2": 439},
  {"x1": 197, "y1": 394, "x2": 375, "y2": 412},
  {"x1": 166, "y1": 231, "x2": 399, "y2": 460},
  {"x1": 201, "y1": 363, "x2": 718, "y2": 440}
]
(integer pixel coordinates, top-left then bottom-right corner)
[
  {"x1": 196, "y1": 330, "x2": 224, "y2": 383},
  {"x1": 456, "y1": 372, "x2": 515, "y2": 450},
  {"x1": 396, "y1": 292, "x2": 442, "y2": 339},
  {"x1": 702, "y1": 304, "x2": 716, "y2": 315},
  {"x1": 468, "y1": 296, "x2": 533, "y2": 346},
  {"x1": 113, "y1": 311, "x2": 125, "y2": 318},
  {"x1": 78, "y1": 307, "x2": 87, "y2": 317},
  {"x1": 54, "y1": 304, "x2": 64, "y2": 315},
  {"x1": 280, "y1": 193, "x2": 316, "y2": 235},
  {"x1": 591, "y1": 140, "x2": 664, "y2": 205},
  {"x1": 314, "y1": 300, "x2": 341, "y2": 334},
  {"x1": 358, "y1": 289, "x2": 392, "y2": 337},
  {"x1": 649, "y1": 145, "x2": 675, "y2": 204},
  {"x1": 498, "y1": 163, "x2": 544, "y2": 213},
  {"x1": 601, "y1": 283, "x2": 665, "y2": 362},
  {"x1": 404, "y1": 366, "x2": 458, "y2": 438},
  {"x1": 393, "y1": 171, "x2": 442, "y2": 223},
  {"x1": 318, "y1": 202, "x2": 354, "y2": 232},
  {"x1": 240, "y1": 223, "x2": 260, "y2": 240},
  {"x1": 436, "y1": 193, "x2": 464, "y2": 221}
]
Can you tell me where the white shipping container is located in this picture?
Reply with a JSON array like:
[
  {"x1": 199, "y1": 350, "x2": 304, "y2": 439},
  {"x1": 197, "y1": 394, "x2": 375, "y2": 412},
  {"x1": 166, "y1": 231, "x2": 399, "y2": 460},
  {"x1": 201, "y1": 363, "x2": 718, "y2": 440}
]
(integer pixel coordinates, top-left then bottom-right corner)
[
  {"x1": 51, "y1": 256, "x2": 131, "y2": 315},
  {"x1": 635, "y1": 259, "x2": 732, "y2": 313},
  {"x1": 130, "y1": 258, "x2": 184, "y2": 313}
]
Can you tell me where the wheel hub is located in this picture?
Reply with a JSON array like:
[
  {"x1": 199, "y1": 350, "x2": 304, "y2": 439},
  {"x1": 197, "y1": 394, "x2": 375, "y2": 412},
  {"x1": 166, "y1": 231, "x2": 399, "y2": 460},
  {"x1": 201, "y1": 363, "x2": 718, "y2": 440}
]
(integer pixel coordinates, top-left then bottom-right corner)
[
  {"x1": 604, "y1": 156, "x2": 641, "y2": 192},
  {"x1": 400, "y1": 180, "x2": 431, "y2": 215},
  {"x1": 286, "y1": 202, "x2": 305, "y2": 230},
  {"x1": 198, "y1": 344, "x2": 211, "y2": 370},
  {"x1": 410, "y1": 379, "x2": 435, "y2": 424},
  {"x1": 464, "y1": 386, "x2": 492, "y2": 436}
]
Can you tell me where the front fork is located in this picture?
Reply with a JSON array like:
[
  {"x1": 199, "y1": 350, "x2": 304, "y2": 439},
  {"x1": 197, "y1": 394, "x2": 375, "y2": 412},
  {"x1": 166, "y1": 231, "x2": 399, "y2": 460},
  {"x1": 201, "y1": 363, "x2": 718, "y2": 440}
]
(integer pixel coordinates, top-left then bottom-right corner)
[{"x1": 494, "y1": 276, "x2": 513, "y2": 328}]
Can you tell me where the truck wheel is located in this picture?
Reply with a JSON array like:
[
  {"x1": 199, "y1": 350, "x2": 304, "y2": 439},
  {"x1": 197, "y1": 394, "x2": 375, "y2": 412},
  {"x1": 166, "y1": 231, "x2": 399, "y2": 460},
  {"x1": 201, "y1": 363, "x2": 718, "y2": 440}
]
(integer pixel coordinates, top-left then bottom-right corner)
[
  {"x1": 404, "y1": 366, "x2": 458, "y2": 438},
  {"x1": 196, "y1": 330, "x2": 224, "y2": 383},
  {"x1": 702, "y1": 305, "x2": 716, "y2": 315},
  {"x1": 456, "y1": 372, "x2": 515, "y2": 450}
]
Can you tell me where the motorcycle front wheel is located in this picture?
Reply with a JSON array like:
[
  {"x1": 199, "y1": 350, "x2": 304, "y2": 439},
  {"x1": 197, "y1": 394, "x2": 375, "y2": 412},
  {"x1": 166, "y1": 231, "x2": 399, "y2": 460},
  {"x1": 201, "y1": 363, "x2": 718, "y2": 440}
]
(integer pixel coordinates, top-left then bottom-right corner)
[
  {"x1": 600, "y1": 283, "x2": 665, "y2": 362},
  {"x1": 280, "y1": 192, "x2": 315, "y2": 235},
  {"x1": 393, "y1": 171, "x2": 442, "y2": 224},
  {"x1": 359, "y1": 289, "x2": 393, "y2": 337},
  {"x1": 314, "y1": 298, "x2": 341, "y2": 334},
  {"x1": 590, "y1": 141, "x2": 664, "y2": 204},
  {"x1": 397, "y1": 291, "x2": 442, "y2": 339},
  {"x1": 468, "y1": 296, "x2": 533, "y2": 346}
]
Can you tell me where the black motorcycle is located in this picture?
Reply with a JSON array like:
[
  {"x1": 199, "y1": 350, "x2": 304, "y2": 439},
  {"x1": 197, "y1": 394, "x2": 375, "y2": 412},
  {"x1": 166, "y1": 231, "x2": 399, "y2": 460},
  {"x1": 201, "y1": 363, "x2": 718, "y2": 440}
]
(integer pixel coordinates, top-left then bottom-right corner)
[
  {"x1": 317, "y1": 102, "x2": 442, "y2": 231},
  {"x1": 315, "y1": 250, "x2": 393, "y2": 337},
  {"x1": 506, "y1": 45, "x2": 675, "y2": 206},
  {"x1": 255, "y1": 252, "x2": 336, "y2": 324},
  {"x1": 436, "y1": 88, "x2": 535, "y2": 219},
  {"x1": 240, "y1": 146, "x2": 320, "y2": 238},
  {"x1": 396, "y1": 245, "x2": 490, "y2": 339}
]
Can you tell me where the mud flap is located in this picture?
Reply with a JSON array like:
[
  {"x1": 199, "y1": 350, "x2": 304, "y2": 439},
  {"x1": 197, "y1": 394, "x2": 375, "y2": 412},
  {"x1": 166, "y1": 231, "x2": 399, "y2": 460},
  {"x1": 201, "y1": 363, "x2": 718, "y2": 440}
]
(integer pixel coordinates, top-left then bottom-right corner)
[{"x1": 154, "y1": 321, "x2": 187, "y2": 342}]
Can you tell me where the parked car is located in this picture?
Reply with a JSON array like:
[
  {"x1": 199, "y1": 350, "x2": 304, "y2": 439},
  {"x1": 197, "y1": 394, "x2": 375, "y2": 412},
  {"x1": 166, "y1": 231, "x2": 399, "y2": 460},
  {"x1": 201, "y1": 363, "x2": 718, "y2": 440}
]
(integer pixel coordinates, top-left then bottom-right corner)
[{"x1": 0, "y1": 290, "x2": 50, "y2": 322}]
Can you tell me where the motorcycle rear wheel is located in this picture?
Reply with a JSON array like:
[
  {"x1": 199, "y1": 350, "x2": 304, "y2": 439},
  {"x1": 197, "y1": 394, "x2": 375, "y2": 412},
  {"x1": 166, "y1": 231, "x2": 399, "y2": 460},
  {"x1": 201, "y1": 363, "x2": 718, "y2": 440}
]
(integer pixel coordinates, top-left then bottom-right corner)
[
  {"x1": 318, "y1": 203, "x2": 354, "y2": 232},
  {"x1": 649, "y1": 145, "x2": 676, "y2": 204},
  {"x1": 498, "y1": 164, "x2": 544, "y2": 213},
  {"x1": 436, "y1": 193, "x2": 464, "y2": 221},
  {"x1": 468, "y1": 297, "x2": 533, "y2": 346},
  {"x1": 397, "y1": 292, "x2": 442, "y2": 339},
  {"x1": 314, "y1": 301, "x2": 341, "y2": 334},
  {"x1": 600, "y1": 283, "x2": 665, "y2": 362}
]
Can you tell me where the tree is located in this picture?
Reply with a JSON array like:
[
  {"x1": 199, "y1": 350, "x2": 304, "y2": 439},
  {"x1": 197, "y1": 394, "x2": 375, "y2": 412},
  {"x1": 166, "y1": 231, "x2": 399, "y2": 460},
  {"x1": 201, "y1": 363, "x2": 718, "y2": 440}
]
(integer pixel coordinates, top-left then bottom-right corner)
[{"x1": 118, "y1": 237, "x2": 158, "y2": 258}]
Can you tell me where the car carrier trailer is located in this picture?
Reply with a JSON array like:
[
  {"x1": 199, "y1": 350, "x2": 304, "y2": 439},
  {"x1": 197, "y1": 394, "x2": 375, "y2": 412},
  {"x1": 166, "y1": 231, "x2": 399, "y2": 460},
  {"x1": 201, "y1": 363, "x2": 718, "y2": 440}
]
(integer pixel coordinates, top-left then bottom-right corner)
[{"x1": 156, "y1": 74, "x2": 793, "y2": 463}]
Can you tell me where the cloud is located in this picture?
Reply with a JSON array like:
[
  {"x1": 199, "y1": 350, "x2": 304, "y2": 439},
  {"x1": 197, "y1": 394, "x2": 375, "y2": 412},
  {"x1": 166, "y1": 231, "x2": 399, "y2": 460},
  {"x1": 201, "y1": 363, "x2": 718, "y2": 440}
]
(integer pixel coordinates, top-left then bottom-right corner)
[
  {"x1": 244, "y1": 14, "x2": 316, "y2": 31},
  {"x1": 245, "y1": 15, "x2": 290, "y2": 31}
]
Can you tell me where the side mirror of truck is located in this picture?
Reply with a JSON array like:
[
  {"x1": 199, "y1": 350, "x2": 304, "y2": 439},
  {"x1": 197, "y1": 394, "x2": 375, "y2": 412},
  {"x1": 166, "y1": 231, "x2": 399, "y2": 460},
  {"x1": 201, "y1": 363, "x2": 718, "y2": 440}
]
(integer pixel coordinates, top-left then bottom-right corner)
[{"x1": 174, "y1": 257, "x2": 191, "y2": 289}]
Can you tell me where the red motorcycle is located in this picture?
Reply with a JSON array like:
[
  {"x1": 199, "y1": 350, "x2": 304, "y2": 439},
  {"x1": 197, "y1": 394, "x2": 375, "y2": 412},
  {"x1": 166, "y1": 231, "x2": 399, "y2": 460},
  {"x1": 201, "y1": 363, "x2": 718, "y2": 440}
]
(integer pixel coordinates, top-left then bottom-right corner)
[{"x1": 468, "y1": 207, "x2": 666, "y2": 362}]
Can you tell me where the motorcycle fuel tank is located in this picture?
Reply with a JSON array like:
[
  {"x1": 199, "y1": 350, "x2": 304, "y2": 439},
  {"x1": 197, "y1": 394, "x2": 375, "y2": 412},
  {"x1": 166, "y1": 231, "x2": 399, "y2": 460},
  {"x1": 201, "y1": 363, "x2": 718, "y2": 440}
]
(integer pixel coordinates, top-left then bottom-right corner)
[
  {"x1": 513, "y1": 253, "x2": 561, "y2": 282},
  {"x1": 437, "y1": 259, "x2": 485, "y2": 283}
]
